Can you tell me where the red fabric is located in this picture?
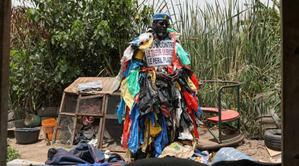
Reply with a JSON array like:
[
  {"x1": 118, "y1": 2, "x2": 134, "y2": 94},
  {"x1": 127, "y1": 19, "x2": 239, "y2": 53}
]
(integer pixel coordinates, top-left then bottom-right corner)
[
  {"x1": 190, "y1": 73, "x2": 199, "y2": 90},
  {"x1": 187, "y1": 107, "x2": 199, "y2": 139},
  {"x1": 172, "y1": 38, "x2": 183, "y2": 70},
  {"x1": 123, "y1": 61, "x2": 129, "y2": 73},
  {"x1": 135, "y1": 93, "x2": 140, "y2": 103},
  {"x1": 160, "y1": 103, "x2": 169, "y2": 117},
  {"x1": 140, "y1": 66, "x2": 156, "y2": 72},
  {"x1": 122, "y1": 107, "x2": 131, "y2": 149},
  {"x1": 183, "y1": 90, "x2": 199, "y2": 113},
  {"x1": 167, "y1": 65, "x2": 173, "y2": 74}
]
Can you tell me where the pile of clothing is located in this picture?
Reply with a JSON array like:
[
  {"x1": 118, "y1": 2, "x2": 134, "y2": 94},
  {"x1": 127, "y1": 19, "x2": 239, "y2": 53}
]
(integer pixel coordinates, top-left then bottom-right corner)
[
  {"x1": 45, "y1": 143, "x2": 126, "y2": 165},
  {"x1": 114, "y1": 27, "x2": 202, "y2": 158}
]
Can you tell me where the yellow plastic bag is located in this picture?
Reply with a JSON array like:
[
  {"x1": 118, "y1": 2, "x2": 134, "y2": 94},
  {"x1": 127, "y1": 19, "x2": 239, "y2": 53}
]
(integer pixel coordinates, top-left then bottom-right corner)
[
  {"x1": 150, "y1": 120, "x2": 162, "y2": 137},
  {"x1": 121, "y1": 78, "x2": 134, "y2": 109}
]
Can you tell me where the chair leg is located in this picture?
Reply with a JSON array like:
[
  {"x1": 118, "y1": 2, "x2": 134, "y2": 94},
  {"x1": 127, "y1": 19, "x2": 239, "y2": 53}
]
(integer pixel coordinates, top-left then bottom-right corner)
[
  {"x1": 207, "y1": 121, "x2": 221, "y2": 143},
  {"x1": 219, "y1": 121, "x2": 222, "y2": 144},
  {"x1": 207, "y1": 119, "x2": 241, "y2": 144}
]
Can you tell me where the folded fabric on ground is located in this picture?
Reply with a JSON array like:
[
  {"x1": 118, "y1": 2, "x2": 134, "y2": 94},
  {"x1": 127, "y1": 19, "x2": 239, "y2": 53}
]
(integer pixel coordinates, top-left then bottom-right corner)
[{"x1": 45, "y1": 143, "x2": 126, "y2": 165}]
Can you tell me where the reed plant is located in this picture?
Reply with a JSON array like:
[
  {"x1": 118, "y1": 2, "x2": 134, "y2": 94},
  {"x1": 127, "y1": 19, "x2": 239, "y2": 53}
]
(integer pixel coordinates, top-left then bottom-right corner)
[{"x1": 147, "y1": 0, "x2": 281, "y2": 137}]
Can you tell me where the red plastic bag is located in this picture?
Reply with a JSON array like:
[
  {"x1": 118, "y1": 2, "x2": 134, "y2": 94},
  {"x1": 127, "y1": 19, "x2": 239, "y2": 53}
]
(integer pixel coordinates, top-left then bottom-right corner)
[
  {"x1": 122, "y1": 107, "x2": 131, "y2": 149},
  {"x1": 183, "y1": 90, "x2": 199, "y2": 113},
  {"x1": 190, "y1": 73, "x2": 199, "y2": 90}
]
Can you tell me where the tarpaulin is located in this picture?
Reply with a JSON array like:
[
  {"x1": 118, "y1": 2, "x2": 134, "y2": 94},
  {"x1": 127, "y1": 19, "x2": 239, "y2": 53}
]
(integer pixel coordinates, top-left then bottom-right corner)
[
  {"x1": 127, "y1": 69, "x2": 140, "y2": 98},
  {"x1": 127, "y1": 103, "x2": 140, "y2": 153}
]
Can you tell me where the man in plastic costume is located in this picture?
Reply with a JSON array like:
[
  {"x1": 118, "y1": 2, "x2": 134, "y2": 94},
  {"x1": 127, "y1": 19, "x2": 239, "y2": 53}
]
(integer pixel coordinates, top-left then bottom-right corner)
[{"x1": 111, "y1": 13, "x2": 202, "y2": 160}]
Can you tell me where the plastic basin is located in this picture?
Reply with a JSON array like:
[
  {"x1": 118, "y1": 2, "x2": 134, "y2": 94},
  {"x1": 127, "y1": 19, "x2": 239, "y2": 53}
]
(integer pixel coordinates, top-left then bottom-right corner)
[{"x1": 15, "y1": 128, "x2": 40, "y2": 144}]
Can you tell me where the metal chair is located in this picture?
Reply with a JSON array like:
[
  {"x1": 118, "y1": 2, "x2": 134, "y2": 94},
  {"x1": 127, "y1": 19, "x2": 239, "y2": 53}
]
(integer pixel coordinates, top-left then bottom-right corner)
[{"x1": 199, "y1": 80, "x2": 241, "y2": 144}]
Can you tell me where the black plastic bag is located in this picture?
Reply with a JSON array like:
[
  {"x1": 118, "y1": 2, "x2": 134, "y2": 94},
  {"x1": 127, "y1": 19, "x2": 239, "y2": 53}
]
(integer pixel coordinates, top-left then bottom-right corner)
[{"x1": 137, "y1": 72, "x2": 159, "y2": 116}]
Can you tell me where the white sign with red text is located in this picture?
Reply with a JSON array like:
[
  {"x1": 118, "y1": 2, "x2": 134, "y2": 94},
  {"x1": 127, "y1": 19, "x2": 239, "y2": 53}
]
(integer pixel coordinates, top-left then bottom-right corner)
[{"x1": 145, "y1": 40, "x2": 174, "y2": 67}]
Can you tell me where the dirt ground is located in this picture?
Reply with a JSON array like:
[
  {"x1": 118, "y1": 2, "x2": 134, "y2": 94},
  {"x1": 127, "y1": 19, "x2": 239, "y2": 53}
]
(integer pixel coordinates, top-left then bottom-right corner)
[
  {"x1": 8, "y1": 131, "x2": 281, "y2": 164},
  {"x1": 8, "y1": 131, "x2": 127, "y2": 164}
]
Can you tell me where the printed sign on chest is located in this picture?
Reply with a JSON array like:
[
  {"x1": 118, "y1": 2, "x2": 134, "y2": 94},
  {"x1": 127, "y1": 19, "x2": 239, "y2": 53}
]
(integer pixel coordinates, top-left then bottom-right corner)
[{"x1": 145, "y1": 40, "x2": 174, "y2": 67}]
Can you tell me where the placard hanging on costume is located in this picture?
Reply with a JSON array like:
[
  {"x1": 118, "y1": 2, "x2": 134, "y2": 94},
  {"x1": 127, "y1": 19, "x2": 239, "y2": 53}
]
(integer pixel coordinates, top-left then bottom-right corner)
[{"x1": 145, "y1": 40, "x2": 174, "y2": 67}]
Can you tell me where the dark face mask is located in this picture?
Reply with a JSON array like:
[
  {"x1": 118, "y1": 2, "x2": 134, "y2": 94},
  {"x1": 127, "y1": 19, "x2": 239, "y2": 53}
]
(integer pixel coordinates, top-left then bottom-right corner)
[{"x1": 152, "y1": 20, "x2": 169, "y2": 40}]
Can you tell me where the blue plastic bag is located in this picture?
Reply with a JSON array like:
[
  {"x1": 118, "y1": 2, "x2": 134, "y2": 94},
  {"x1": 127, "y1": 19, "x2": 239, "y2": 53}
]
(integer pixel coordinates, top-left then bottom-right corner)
[
  {"x1": 212, "y1": 147, "x2": 256, "y2": 164},
  {"x1": 127, "y1": 103, "x2": 140, "y2": 153},
  {"x1": 123, "y1": 60, "x2": 143, "y2": 78},
  {"x1": 117, "y1": 98, "x2": 125, "y2": 124},
  {"x1": 154, "y1": 113, "x2": 169, "y2": 157}
]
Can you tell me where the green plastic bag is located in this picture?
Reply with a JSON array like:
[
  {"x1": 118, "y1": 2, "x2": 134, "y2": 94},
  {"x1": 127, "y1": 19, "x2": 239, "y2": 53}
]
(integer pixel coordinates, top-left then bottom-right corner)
[
  {"x1": 176, "y1": 43, "x2": 190, "y2": 66},
  {"x1": 127, "y1": 69, "x2": 140, "y2": 97}
]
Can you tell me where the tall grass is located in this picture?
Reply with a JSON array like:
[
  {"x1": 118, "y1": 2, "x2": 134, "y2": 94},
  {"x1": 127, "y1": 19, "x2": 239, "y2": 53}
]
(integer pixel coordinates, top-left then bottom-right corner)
[{"x1": 147, "y1": 0, "x2": 281, "y2": 138}]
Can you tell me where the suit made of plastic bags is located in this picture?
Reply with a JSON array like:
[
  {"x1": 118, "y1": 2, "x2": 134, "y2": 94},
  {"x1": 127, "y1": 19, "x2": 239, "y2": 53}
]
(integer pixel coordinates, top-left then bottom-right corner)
[{"x1": 116, "y1": 29, "x2": 202, "y2": 158}]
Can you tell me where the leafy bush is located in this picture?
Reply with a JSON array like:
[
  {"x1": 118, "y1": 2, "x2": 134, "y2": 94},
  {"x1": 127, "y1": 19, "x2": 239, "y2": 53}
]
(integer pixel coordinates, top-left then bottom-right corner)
[
  {"x1": 10, "y1": 1, "x2": 153, "y2": 111},
  {"x1": 7, "y1": 140, "x2": 20, "y2": 162}
]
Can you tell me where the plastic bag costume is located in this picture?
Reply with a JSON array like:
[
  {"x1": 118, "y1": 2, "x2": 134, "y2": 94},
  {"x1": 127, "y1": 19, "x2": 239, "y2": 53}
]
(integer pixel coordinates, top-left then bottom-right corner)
[{"x1": 114, "y1": 13, "x2": 202, "y2": 158}]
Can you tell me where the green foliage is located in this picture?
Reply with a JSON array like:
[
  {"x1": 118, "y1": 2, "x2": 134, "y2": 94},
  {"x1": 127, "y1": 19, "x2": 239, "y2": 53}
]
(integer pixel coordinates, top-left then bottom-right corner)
[
  {"x1": 10, "y1": 0, "x2": 281, "y2": 138},
  {"x1": 10, "y1": 1, "x2": 153, "y2": 111},
  {"x1": 7, "y1": 140, "x2": 20, "y2": 162}
]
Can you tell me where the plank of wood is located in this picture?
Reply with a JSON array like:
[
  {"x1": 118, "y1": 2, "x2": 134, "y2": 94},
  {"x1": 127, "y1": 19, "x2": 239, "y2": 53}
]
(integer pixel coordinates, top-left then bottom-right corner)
[{"x1": 266, "y1": 147, "x2": 281, "y2": 157}]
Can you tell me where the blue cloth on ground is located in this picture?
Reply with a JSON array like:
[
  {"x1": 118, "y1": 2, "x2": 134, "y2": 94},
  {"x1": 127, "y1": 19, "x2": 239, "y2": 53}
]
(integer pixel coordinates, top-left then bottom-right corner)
[{"x1": 45, "y1": 143, "x2": 126, "y2": 165}]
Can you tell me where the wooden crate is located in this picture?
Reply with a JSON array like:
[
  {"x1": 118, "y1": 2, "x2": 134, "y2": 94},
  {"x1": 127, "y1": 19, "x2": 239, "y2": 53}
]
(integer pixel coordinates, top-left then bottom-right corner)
[{"x1": 53, "y1": 77, "x2": 120, "y2": 148}]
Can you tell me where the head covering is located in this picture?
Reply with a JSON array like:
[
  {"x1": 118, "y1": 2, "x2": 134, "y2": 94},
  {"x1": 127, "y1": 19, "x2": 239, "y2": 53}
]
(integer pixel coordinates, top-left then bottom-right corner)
[{"x1": 153, "y1": 13, "x2": 171, "y2": 22}]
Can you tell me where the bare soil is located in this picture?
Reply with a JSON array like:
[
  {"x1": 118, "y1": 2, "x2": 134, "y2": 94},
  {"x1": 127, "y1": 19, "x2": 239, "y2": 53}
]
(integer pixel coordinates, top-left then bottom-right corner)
[
  {"x1": 236, "y1": 139, "x2": 281, "y2": 163},
  {"x1": 8, "y1": 133, "x2": 281, "y2": 164}
]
